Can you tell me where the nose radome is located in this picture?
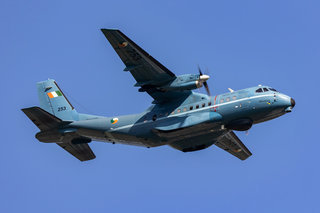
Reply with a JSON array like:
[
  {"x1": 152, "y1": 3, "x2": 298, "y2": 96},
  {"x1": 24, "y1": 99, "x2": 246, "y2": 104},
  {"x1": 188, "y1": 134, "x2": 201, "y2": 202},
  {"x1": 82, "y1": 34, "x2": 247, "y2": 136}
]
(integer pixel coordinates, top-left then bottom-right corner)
[{"x1": 291, "y1": 98, "x2": 296, "y2": 108}]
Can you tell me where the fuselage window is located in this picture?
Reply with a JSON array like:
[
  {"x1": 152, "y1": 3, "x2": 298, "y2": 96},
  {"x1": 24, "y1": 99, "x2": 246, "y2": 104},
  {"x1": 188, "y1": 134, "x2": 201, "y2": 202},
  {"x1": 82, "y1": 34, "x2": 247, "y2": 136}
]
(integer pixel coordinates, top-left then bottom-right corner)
[
  {"x1": 232, "y1": 96, "x2": 236, "y2": 100},
  {"x1": 226, "y1": 97, "x2": 230, "y2": 102},
  {"x1": 220, "y1": 99, "x2": 224, "y2": 103},
  {"x1": 177, "y1": 109, "x2": 181, "y2": 113},
  {"x1": 256, "y1": 88, "x2": 263, "y2": 93},
  {"x1": 152, "y1": 114, "x2": 157, "y2": 121},
  {"x1": 189, "y1": 106, "x2": 193, "y2": 110},
  {"x1": 183, "y1": 107, "x2": 187, "y2": 112},
  {"x1": 263, "y1": 88, "x2": 269, "y2": 92},
  {"x1": 171, "y1": 111, "x2": 174, "y2": 115},
  {"x1": 208, "y1": 102, "x2": 212, "y2": 106},
  {"x1": 269, "y1": 88, "x2": 278, "y2": 92},
  {"x1": 202, "y1": 103, "x2": 205, "y2": 108},
  {"x1": 196, "y1": 105, "x2": 199, "y2": 109}
]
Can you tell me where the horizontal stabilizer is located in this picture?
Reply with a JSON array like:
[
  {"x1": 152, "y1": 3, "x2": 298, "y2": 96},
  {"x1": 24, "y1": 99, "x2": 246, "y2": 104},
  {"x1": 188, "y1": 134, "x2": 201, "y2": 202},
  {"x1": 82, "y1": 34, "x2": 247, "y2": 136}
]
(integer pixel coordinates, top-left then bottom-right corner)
[
  {"x1": 57, "y1": 142, "x2": 96, "y2": 161},
  {"x1": 21, "y1": 107, "x2": 69, "y2": 131}
]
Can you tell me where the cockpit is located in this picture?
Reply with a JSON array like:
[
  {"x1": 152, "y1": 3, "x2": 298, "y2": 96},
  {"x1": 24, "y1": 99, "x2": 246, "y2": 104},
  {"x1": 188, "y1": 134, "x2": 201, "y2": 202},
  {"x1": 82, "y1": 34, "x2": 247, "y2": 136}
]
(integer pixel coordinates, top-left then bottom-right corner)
[{"x1": 255, "y1": 87, "x2": 278, "y2": 93}]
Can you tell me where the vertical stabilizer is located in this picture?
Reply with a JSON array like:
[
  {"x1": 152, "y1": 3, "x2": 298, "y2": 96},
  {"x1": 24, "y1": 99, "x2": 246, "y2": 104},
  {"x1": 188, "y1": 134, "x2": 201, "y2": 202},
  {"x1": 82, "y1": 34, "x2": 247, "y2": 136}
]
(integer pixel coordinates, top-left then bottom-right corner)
[{"x1": 37, "y1": 79, "x2": 78, "y2": 121}]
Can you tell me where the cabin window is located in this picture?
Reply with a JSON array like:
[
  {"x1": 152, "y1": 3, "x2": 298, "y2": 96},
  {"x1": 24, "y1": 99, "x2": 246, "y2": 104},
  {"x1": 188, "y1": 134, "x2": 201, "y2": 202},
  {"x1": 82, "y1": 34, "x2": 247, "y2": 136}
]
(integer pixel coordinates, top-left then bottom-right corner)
[
  {"x1": 202, "y1": 103, "x2": 205, "y2": 108},
  {"x1": 232, "y1": 96, "x2": 237, "y2": 100},
  {"x1": 196, "y1": 105, "x2": 199, "y2": 109},
  {"x1": 183, "y1": 107, "x2": 187, "y2": 112},
  {"x1": 165, "y1": 112, "x2": 168, "y2": 116},
  {"x1": 226, "y1": 97, "x2": 230, "y2": 102},
  {"x1": 171, "y1": 111, "x2": 175, "y2": 115},
  {"x1": 220, "y1": 99, "x2": 224, "y2": 103},
  {"x1": 255, "y1": 88, "x2": 263, "y2": 93},
  {"x1": 269, "y1": 88, "x2": 278, "y2": 92},
  {"x1": 152, "y1": 114, "x2": 157, "y2": 121},
  {"x1": 189, "y1": 106, "x2": 193, "y2": 110},
  {"x1": 177, "y1": 109, "x2": 181, "y2": 113},
  {"x1": 208, "y1": 102, "x2": 212, "y2": 106},
  {"x1": 263, "y1": 88, "x2": 269, "y2": 92}
]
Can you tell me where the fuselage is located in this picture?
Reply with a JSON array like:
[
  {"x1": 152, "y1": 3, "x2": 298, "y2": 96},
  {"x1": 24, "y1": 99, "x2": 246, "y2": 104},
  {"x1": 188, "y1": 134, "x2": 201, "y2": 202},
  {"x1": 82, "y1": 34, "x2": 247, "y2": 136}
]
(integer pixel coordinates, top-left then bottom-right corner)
[{"x1": 65, "y1": 85, "x2": 295, "y2": 148}]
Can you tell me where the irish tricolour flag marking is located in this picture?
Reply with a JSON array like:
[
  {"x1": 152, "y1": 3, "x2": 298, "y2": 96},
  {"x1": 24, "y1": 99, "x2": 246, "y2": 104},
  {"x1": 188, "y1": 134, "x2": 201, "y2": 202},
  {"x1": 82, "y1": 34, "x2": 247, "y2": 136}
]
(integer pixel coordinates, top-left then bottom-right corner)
[
  {"x1": 47, "y1": 91, "x2": 62, "y2": 99},
  {"x1": 111, "y1": 118, "x2": 119, "y2": 124}
]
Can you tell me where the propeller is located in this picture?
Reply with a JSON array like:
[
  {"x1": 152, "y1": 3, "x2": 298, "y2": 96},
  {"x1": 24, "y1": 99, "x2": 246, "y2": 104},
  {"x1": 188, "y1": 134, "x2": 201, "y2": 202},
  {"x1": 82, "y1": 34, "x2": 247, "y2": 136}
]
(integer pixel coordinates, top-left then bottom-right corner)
[{"x1": 198, "y1": 66, "x2": 211, "y2": 96}]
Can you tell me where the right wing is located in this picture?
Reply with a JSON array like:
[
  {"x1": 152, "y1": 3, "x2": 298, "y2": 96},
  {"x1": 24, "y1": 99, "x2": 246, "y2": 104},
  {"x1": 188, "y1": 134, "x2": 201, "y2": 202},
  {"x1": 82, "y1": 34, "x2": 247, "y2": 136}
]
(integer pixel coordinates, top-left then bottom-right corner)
[
  {"x1": 101, "y1": 29, "x2": 191, "y2": 103},
  {"x1": 101, "y1": 29, "x2": 175, "y2": 83},
  {"x1": 214, "y1": 131, "x2": 252, "y2": 160}
]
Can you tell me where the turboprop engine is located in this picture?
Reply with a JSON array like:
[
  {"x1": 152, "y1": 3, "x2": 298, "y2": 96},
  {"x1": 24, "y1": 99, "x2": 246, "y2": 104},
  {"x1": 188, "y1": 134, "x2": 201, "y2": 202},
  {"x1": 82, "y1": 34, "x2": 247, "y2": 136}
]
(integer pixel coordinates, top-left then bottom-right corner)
[{"x1": 161, "y1": 74, "x2": 210, "y2": 92}]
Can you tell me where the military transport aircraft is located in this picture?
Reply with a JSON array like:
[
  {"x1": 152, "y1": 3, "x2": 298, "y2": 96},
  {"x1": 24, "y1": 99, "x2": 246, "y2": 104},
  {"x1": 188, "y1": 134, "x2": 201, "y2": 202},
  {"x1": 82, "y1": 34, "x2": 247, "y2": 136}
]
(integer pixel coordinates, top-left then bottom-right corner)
[{"x1": 22, "y1": 29, "x2": 295, "y2": 161}]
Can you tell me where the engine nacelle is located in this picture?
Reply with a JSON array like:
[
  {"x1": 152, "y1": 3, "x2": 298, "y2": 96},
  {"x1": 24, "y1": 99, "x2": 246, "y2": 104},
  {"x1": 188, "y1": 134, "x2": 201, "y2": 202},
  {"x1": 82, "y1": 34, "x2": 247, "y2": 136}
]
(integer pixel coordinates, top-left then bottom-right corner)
[
  {"x1": 137, "y1": 73, "x2": 210, "y2": 92},
  {"x1": 164, "y1": 80, "x2": 201, "y2": 91},
  {"x1": 161, "y1": 74, "x2": 208, "y2": 91}
]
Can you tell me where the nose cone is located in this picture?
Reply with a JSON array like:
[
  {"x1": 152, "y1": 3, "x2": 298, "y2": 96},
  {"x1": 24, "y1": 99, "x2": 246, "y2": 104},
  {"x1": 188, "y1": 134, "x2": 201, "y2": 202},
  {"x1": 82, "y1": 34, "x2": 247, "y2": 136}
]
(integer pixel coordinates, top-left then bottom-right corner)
[
  {"x1": 199, "y1": 74, "x2": 210, "y2": 81},
  {"x1": 291, "y1": 98, "x2": 296, "y2": 108}
]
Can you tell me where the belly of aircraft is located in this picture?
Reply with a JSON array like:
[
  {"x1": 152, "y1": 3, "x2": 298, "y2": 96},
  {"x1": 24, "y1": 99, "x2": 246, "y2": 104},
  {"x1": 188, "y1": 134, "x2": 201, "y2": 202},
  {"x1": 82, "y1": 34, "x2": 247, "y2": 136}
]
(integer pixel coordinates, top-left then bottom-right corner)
[{"x1": 76, "y1": 121, "x2": 222, "y2": 148}]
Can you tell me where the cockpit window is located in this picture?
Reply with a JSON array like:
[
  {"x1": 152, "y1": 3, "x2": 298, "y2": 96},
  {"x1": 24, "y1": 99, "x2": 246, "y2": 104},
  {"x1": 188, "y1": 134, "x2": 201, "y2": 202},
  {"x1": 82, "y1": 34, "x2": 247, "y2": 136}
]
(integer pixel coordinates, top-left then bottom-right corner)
[
  {"x1": 255, "y1": 88, "x2": 263, "y2": 93},
  {"x1": 269, "y1": 88, "x2": 278, "y2": 92},
  {"x1": 263, "y1": 88, "x2": 269, "y2": 92}
]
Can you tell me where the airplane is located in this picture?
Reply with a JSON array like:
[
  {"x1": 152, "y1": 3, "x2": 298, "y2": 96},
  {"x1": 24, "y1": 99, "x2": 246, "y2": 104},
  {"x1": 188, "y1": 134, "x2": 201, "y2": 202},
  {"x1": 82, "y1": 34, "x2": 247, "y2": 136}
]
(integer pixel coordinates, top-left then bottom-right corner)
[{"x1": 21, "y1": 29, "x2": 296, "y2": 162}]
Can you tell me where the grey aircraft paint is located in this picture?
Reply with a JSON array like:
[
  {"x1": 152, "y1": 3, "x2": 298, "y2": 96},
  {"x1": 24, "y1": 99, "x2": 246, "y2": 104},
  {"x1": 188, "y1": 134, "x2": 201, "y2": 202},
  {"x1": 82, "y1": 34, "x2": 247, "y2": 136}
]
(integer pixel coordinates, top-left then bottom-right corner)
[{"x1": 21, "y1": 29, "x2": 295, "y2": 161}]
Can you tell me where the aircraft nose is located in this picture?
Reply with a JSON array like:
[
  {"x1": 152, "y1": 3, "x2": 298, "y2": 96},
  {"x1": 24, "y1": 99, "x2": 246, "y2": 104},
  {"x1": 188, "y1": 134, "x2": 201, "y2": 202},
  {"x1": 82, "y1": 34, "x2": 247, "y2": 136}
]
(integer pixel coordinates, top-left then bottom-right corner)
[{"x1": 291, "y1": 98, "x2": 296, "y2": 108}]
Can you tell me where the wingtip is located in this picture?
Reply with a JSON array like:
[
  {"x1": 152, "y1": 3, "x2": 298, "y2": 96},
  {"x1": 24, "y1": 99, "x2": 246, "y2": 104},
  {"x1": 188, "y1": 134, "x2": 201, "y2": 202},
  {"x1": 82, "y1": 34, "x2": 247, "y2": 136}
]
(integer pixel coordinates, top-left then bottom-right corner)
[{"x1": 101, "y1": 28, "x2": 119, "y2": 32}]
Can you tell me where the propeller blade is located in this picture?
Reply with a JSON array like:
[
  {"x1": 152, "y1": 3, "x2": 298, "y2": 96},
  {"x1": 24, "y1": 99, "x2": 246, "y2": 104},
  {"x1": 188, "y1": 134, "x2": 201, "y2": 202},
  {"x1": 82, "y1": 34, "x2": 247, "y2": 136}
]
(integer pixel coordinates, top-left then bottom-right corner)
[
  {"x1": 198, "y1": 65, "x2": 203, "y2": 76},
  {"x1": 198, "y1": 65, "x2": 211, "y2": 96},
  {"x1": 203, "y1": 81, "x2": 211, "y2": 96}
]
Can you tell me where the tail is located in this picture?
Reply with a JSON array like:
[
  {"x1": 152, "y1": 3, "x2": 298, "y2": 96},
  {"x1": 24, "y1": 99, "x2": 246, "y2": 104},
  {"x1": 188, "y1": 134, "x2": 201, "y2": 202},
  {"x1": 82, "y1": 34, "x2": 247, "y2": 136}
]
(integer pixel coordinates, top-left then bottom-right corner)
[
  {"x1": 21, "y1": 79, "x2": 95, "y2": 161},
  {"x1": 37, "y1": 79, "x2": 78, "y2": 121}
]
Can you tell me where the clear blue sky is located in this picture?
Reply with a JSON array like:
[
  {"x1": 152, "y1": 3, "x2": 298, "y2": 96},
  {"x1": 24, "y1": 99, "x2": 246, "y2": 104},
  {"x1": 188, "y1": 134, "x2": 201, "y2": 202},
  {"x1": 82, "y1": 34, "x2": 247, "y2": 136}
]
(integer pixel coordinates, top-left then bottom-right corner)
[{"x1": 1, "y1": 0, "x2": 319, "y2": 212}]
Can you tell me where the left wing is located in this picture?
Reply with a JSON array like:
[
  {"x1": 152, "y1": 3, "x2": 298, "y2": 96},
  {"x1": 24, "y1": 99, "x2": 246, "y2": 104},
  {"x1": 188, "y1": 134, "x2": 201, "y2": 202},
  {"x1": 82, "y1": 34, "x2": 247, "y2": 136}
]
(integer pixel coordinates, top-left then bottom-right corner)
[
  {"x1": 169, "y1": 129, "x2": 252, "y2": 160},
  {"x1": 214, "y1": 131, "x2": 252, "y2": 160},
  {"x1": 101, "y1": 29, "x2": 191, "y2": 103}
]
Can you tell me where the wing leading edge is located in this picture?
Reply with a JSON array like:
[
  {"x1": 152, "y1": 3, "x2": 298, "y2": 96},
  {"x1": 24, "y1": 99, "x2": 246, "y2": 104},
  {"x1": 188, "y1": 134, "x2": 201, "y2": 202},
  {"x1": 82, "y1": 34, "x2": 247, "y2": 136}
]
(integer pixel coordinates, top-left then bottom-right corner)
[{"x1": 101, "y1": 29, "x2": 191, "y2": 103}]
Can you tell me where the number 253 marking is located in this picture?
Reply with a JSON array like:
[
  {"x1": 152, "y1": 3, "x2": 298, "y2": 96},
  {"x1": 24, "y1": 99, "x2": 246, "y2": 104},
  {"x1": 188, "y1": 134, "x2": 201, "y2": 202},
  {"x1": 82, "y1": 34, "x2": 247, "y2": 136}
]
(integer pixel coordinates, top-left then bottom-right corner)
[{"x1": 58, "y1": 106, "x2": 67, "y2": 111}]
